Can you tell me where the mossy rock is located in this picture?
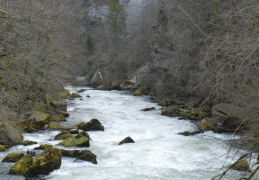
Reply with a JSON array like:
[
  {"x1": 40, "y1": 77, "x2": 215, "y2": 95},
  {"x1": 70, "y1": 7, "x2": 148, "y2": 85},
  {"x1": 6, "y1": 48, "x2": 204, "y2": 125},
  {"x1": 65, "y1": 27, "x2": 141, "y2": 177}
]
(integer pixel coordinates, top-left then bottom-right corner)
[
  {"x1": 50, "y1": 101, "x2": 67, "y2": 111},
  {"x1": 22, "y1": 140, "x2": 37, "y2": 146},
  {"x1": 2, "y1": 153, "x2": 25, "y2": 162},
  {"x1": 52, "y1": 114, "x2": 67, "y2": 121},
  {"x1": 0, "y1": 122, "x2": 24, "y2": 145},
  {"x1": 58, "y1": 136, "x2": 89, "y2": 147},
  {"x1": 133, "y1": 88, "x2": 151, "y2": 96},
  {"x1": 0, "y1": 145, "x2": 6, "y2": 152},
  {"x1": 158, "y1": 99, "x2": 175, "y2": 107},
  {"x1": 161, "y1": 105, "x2": 182, "y2": 117},
  {"x1": 56, "y1": 110, "x2": 69, "y2": 117},
  {"x1": 178, "y1": 130, "x2": 201, "y2": 136},
  {"x1": 25, "y1": 147, "x2": 62, "y2": 177},
  {"x1": 59, "y1": 89, "x2": 70, "y2": 99},
  {"x1": 75, "y1": 131, "x2": 90, "y2": 140},
  {"x1": 34, "y1": 144, "x2": 53, "y2": 150},
  {"x1": 70, "y1": 93, "x2": 82, "y2": 98},
  {"x1": 76, "y1": 150, "x2": 97, "y2": 164},
  {"x1": 97, "y1": 85, "x2": 119, "y2": 91},
  {"x1": 230, "y1": 159, "x2": 251, "y2": 172},
  {"x1": 45, "y1": 122, "x2": 65, "y2": 130},
  {"x1": 200, "y1": 118, "x2": 218, "y2": 132},
  {"x1": 9, "y1": 154, "x2": 33, "y2": 175},
  {"x1": 60, "y1": 149, "x2": 88, "y2": 158},
  {"x1": 54, "y1": 131, "x2": 74, "y2": 140},
  {"x1": 120, "y1": 81, "x2": 137, "y2": 91},
  {"x1": 76, "y1": 119, "x2": 104, "y2": 131},
  {"x1": 118, "y1": 136, "x2": 135, "y2": 145},
  {"x1": 28, "y1": 111, "x2": 51, "y2": 129}
]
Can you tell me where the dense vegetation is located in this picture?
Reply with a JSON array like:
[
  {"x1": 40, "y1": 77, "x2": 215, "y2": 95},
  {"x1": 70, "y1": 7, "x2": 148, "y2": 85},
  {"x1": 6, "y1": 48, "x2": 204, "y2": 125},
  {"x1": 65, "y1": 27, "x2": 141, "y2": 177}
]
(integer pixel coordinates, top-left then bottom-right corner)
[{"x1": 0, "y1": 0, "x2": 258, "y2": 179}]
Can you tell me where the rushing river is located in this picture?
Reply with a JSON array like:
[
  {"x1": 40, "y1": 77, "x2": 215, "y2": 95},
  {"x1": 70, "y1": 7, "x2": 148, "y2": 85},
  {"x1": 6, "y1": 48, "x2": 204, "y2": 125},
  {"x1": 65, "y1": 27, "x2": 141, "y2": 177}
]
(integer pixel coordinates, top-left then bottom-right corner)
[{"x1": 0, "y1": 86, "x2": 255, "y2": 180}]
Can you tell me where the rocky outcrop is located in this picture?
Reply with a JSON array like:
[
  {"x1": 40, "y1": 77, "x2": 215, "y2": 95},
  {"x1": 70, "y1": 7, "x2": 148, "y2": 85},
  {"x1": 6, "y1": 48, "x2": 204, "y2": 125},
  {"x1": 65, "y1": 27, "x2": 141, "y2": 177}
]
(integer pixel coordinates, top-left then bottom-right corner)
[
  {"x1": 75, "y1": 150, "x2": 97, "y2": 164},
  {"x1": 45, "y1": 122, "x2": 66, "y2": 130},
  {"x1": 0, "y1": 122, "x2": 23, "y2": 145},
  {"x1": 56, "y1": 110, "x2": 69, "y2": 117},
  {"x1": 2, "y1": 153, "x2": 25, "y2": 162},
  {"x1": 58, "y1": 89, "x2": 70, "y2": 99},
  {"x1": 120, "y1": 81, "x2": 137, "y2": 91},
  {"x1": 51, "y1": 114, "x2": 67, "y2": 121},
  {"x1": 230, "y1": 159, "x2": 251, "y2": 172},
  {"x1": 74, "y1": 75, "x2": 91, "y2": 86},
  {"x1": 54, "y1": 131, "x2": 74, "y2": 140},
  {"x1": 118, "y1": 136, "x2": 135, "y2": 145},
  {"x1": 91, "y1": 70, "x2": 104, "y2": 86},
  {"x1": 76, "y1": 119, "x2": 104, "y2": 131},
  {"x1": 133, "y1": 87, "x2": 151, "y2": 96},
  {"x1": 27, "y1": 111, "x2": 51, "y2": 129},
  {"x1": 212, "y1": 103, "x2": 246, "y2": 133},
  {"x1": 161, "y1": 105, "x2": 182, "y2": 117},
  {"x1": 50, "y1": 101, "x2": 67, "y2": 111},
  {"x1": 200, "y1": 118, "x2": 218, "y2": 132},
  {"x1": 58, "y1": 136, "x2": 89, "y2": 147},
  {"x1": 97, "y1": 85, "x2": 120, "y2": 91}
]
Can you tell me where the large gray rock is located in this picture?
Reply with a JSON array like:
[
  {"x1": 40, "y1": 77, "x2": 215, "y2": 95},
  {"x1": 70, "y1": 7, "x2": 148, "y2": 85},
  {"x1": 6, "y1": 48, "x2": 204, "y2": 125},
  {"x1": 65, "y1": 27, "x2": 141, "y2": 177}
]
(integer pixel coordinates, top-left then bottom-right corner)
[
  {"x1": 74, "y1": 75, "x2": 91, "y2": 86},
  {"x1": 0, "y1": 122, "x2": 23, "y2": 145},
  {"x1": 50, "y1": 101, "x2": 67, "y2": 111},
  {"x1": 76, "y1": 119, "x2": 104, "y2": 131}
]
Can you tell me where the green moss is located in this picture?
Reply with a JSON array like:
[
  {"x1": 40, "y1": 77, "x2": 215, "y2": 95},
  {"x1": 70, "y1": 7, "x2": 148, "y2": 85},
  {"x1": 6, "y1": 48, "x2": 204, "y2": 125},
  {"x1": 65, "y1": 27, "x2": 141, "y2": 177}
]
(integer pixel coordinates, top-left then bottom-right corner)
[
  {"x1": 0, "y1": 145, "x2": 6, "y2": 152},
  {"x1": 58, "y1": 137, "x2": 89, "y2": 147},
  {"x1": 133, "y1": 88, "x2": 150, "y2": 96},
  {"x1": 56, "y1": 110, "x2": 69, "y2": 117},
  {"x1": 230, "y1": 159, "x2": 251, "y2": 172},
  {"x1": 9, "y1": 154, "x2": 33, "y2": 175},
  {"x1": 59, "y1": 89, "x2": 70, "y2": 99},
  {"x1": 2, "y1": 153, "x2": 25, "y2": 162},
  {"x1": 54, "y1": 131, "x2": 73, "y2": 140},
  {"x1": 200, "y1": 118, "x2": 217, "y2": 131},
  {"x1": 70, "y1": 93, "x2": 82, "y2": 98},
  {"x1": 52, "y1": 114, "x2": 67, "y2": 121}
]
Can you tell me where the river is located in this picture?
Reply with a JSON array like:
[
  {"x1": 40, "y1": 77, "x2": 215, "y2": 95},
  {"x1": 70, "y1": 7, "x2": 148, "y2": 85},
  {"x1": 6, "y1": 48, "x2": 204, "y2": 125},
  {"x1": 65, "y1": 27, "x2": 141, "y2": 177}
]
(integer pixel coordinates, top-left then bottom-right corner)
[{"x1": 0, "y1": 86, "x2": 253, "y2": 179}]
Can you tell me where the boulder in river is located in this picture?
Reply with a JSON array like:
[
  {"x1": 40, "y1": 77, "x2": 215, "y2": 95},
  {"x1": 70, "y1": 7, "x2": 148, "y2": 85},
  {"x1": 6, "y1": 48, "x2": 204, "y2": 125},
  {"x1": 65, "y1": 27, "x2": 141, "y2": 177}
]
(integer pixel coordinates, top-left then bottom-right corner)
[
  {"x1": 178, "y1": 130, "x2": 201, "y2": 136},
  {"x1": 54, "y1": 131, "x2": 74, "y2": 140},
  {"x1": 60, "y1": 149, "x2": 89, "y2": 158},
  {"x1": 161, "y1": 105, "x2": 182, "y2": 117},
  {"x1": 230, "y1": 159, "x2": 251, "y2": 172},
  {"x1": 58, "y1": 136, "x2": 89, "y2": 147},
  {"x1": 56, "y1": 110, "x2": 69, "y2": 117},
  {"x1": 2, "y1": 153, "x2": 25, "y2": 162},
  {"x1": 76, "y1": 119, "x2": 104, "y2": 131},
  {"x1": 141, "y1": 107, "x2": 155, "y2": 111},
  {"x1": 9, "y1": 154, "x2": 33, "y2": 176},
  {"x1": 75, "y1": 131, "x2": 91, "y2": 140},
  {"x1": 70, "y1": 129, "x2": 79, "y2": 134},
  {"x1": 118, "y1": 136, "x2": 135, "y2": 145},
  {"x1": 133, "y1": 87, "x2": 151, "y2": 96},
  {"x1": 200, "y1": 118, "x2": 218, "y2": 132},
  {"x1": 58, "y1": 89, "x2": 70, "y2": 99},
  {"x1": 75, "y1": 150, "x2": 97, "y2": 164},
  {"x1": 70, "y1": 93, "x2": 82, "y2": 98},
  {"x1": 0, "y1": 122, "x2": 23, "y2": 145},
  {"x1": 22, "y1": 140, "x2": 37, "y2": 146},
  {"x1": 34, "y1": 144, "x2": 53, "y2": 150}
]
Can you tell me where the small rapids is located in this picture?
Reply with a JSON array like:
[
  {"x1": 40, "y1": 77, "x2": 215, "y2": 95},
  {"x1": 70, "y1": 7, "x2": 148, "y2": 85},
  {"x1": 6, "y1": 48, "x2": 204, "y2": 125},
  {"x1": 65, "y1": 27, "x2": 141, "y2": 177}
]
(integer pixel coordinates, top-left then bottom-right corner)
[{"x1": 0, "y1": 86, "x2": 255, "y2": 180}]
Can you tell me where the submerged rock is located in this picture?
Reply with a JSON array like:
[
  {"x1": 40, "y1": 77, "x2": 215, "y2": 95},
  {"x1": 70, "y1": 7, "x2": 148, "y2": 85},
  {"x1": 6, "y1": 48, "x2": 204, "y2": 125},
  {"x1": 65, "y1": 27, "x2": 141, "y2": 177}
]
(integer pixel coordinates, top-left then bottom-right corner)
[
  {"x1": 54, "y1": 131, "x2": 74, "y2": 140},
  {"x1": 2, "y1": 153, "x2": 25, "y2": 162},
  {"x1": 23, "y1": 140, "x2": 37, "y2": 146},
  {"x1": 58, "y1": 136, "x2": 89, "y2": 147},
  {"x1": 75, "y1": 150, "x2": 97, "y2": 164},
  {"x1": 118, "y1": 136, "x2": 135, "y2": 145},
  {"x1": 76, "y1": 119, "x2": 104, "y2": 131},
  {"x1": 161, "y1": 105, "x2": 181, "y2": 117},
  {"x1": 141, "y1": 107, "x2": 155, "y2": 111},
  {"x1": 0, "y1": 122, "x2": 23, "y2": 145},
  {"x1": 178, "y1": 130, "x2": 201, "y2": 136}
]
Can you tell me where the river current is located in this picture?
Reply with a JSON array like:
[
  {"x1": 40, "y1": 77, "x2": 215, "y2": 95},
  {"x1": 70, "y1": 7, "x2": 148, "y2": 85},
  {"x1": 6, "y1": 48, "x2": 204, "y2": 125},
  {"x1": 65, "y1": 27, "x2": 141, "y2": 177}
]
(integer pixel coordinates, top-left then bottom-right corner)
[{"x1": 0, "y1": 86, "x2": 254, "y2": 179}]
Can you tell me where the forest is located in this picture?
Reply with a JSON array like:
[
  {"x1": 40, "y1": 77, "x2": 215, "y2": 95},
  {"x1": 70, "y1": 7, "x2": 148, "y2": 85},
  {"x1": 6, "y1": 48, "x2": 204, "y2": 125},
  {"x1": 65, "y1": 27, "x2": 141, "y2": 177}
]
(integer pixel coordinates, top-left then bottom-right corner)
[{"x1": 0, "y1": 0, "x2": 258, "y2": 179}]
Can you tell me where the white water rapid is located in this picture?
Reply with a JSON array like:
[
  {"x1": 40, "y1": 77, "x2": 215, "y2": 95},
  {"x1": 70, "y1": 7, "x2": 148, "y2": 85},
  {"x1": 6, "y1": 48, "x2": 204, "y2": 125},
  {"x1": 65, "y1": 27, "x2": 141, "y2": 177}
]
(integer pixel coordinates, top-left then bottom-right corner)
[{"x1": 0, "y1": 86, "x2": 254, "y2": 180}]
